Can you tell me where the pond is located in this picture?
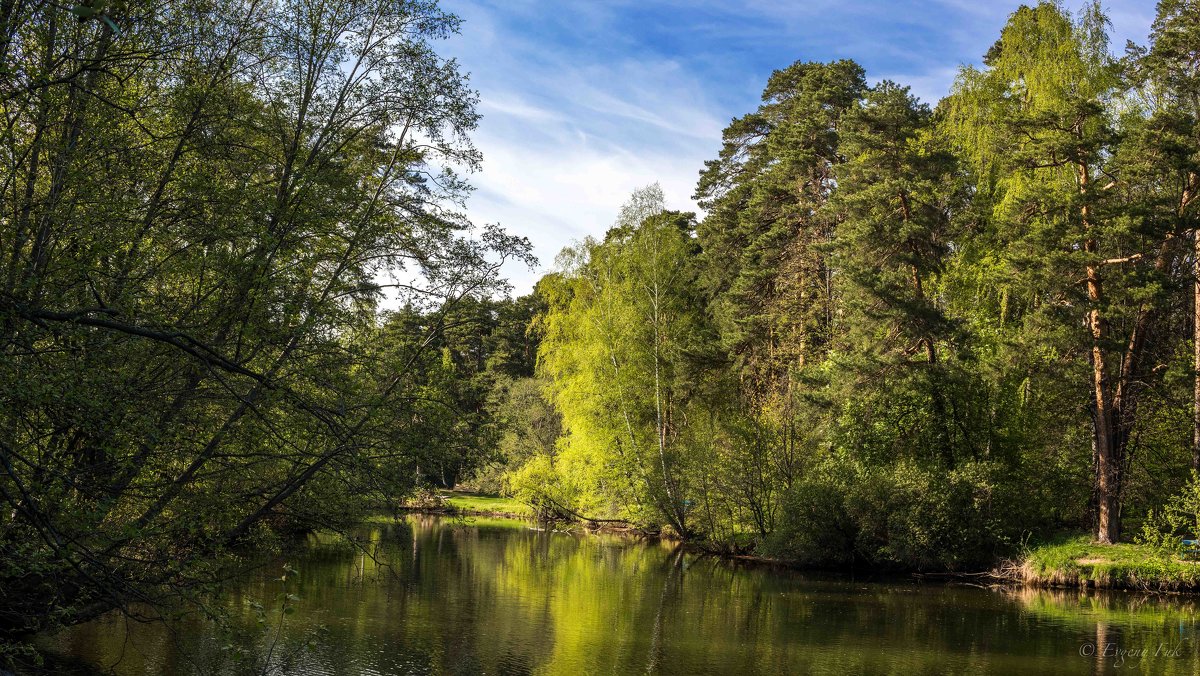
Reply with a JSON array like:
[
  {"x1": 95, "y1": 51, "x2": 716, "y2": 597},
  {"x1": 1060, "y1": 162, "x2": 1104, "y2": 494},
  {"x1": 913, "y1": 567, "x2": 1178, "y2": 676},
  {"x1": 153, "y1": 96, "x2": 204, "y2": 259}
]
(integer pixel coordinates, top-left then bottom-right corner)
[{"x1": 38, "y1": 515, "x2": 1200, "y2": 674}]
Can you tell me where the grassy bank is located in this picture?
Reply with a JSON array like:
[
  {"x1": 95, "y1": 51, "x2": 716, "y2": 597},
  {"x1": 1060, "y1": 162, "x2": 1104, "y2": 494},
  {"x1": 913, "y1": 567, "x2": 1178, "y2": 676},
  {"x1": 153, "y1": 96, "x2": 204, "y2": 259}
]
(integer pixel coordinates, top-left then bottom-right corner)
[
  {"x1": 1014, "y1": 535, "x2": 1200, "y2": 592},
  {"x1": 440, "y1": 491, "x2": 533, "y2": 518},
  {"x1": 397, "y1": 490, "x2": 534, "y2": 519}
]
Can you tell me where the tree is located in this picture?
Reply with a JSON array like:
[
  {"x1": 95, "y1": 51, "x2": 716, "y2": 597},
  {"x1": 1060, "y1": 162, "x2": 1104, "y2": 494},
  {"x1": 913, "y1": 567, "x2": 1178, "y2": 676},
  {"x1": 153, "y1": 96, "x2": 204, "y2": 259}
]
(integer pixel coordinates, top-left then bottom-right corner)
[
  {"x1": 0, "y1": 0, "x2": 529, "y2": 639},
  {"x1": 695, "y1": 60, "x2": 866, "y2": 407},
  {"x1": 828, "y1": 81, "x2": 963, "y2": 464},
  {"x1": 533, "y1": 187, "x2": 707, "y2": 534},
  {"x1": 1134, "y1": 0, "x2": 1200, "y2": 469},
  {"x1": 942, "y1": 1, "x2": 1182, "y2": 542}
]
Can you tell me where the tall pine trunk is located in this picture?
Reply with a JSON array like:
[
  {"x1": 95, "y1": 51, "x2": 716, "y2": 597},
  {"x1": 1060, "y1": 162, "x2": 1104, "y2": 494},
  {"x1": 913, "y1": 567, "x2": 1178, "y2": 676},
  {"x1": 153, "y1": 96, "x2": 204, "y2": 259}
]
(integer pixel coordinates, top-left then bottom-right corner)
[
  {"x1": 1082, "y1": 162, "x2": 1122, "y2": 544},
  {"x1": 1193, "y1": 217, "x2": 1200, "y2": 471}
]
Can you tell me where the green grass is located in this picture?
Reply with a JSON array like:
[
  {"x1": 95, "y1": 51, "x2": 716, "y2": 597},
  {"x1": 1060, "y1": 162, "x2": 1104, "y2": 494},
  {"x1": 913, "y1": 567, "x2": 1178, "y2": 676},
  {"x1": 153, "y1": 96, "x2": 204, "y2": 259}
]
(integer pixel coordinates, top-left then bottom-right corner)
[
  {"x1": 1018, "y1": 534, "x2": 1200, "y2": 591},
  {"x1": 438, "y1": 490, "x2": 533, "y2": 518},
  {"x1": 391, "y1": 489, "x2": 534, "y2": 518}
]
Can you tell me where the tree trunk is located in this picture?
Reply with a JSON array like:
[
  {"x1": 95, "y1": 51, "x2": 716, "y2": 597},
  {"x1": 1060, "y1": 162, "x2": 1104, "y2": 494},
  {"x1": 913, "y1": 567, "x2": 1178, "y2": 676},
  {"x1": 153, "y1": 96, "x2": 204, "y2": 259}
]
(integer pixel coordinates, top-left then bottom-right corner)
[
  {"x1": 1193, "y1": 221, "x2": 1200, "y2": 471},
  {"x1": 1090, "y1": 302, "x2": 1121, "y2": 544},
  {"x1": 1080, "y1": 162, "x2": 1121, "y2": 544},
  {"x1": 1094, "y1": 410, "x2": 1121, "y2": 544}
]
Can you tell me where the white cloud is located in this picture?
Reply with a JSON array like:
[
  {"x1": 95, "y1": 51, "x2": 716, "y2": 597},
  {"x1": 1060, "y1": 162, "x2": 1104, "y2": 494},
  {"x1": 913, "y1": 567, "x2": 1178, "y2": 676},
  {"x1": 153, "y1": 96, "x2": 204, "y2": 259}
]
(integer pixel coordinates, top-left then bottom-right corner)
[
  {"x1": 873, "y1": 66, "x2": 964, "y2": 107},
  {"x1": 469, "y1": 113, "x2": 712, "y2": 293},
  {"x1": 479, "y1": 95, "x2": 565, "y2": 124}
]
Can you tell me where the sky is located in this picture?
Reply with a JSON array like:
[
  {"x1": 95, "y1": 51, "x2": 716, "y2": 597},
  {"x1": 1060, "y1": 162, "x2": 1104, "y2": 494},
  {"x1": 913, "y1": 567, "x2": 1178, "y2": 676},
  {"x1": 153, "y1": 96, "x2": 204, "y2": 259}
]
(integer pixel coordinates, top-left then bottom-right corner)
[{"x1": 435, "y1": 0, "x2": 1159, "y2": 295}]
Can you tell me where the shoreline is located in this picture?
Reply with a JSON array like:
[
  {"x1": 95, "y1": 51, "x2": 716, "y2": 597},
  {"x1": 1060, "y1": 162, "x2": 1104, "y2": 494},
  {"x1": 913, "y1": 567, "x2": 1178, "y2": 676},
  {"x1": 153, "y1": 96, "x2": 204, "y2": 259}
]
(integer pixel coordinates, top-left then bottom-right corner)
[
  {"x1": 393, "y1": 499, "x2": 1200, "y2": 594},
  {"x1": 1000, "y1": 535, "x2": 1200, "y2": 594}
]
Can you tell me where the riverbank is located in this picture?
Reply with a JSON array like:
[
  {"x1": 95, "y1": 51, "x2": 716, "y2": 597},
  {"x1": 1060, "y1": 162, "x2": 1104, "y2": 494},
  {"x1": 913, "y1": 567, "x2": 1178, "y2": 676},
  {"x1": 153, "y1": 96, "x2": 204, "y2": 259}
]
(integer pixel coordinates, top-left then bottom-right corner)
[
  {"x1": 708, "y1": 533, "x2": 1200, "y2": 594},
  {"x1": 1007, "y1": 535, "x2": 1200, "y2": 592},
  {"x1": 397, "y1": 494, "x2": 1200, "y2": 593},
  {"x1": 398, "y1": 490, "x2": 534, "y2": 519},
  {"x1": 399, "y1": 491, "x2": 674, "y2": 539}
]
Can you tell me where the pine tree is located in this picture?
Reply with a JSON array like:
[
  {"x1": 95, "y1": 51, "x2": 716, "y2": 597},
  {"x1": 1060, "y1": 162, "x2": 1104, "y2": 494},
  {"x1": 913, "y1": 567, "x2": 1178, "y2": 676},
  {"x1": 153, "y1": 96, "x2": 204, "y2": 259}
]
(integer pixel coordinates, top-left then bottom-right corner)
[
  {"x1": 829, "y1": 81, "x2": 961, "y2": 463},
  {"x1": 695, "y1": 61, "x2": 866, "y2": 408}
]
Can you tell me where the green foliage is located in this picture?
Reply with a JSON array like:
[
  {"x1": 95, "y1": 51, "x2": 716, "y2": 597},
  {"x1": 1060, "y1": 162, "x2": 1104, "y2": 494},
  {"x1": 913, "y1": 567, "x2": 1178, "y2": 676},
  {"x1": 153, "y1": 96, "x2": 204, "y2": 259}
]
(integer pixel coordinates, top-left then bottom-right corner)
[
  {"x1": 694, "y1": 60, "x2": 866, "y2": 402},
  {"x1": 534, "y1": 186, "x2": 709, "y2": 533},
  {"x1": 0, "y1": 0, "x2": 532, "y2": 645},
  {"x1": 760, "y1": 455, "x2": 859, "y2": 566},
  {"x1": 506, "y1": 452, "x2": 575, "y2": 519},
  {"x1": 470, "y1": 376, "x2": 560, "y2": 494},
  {"x1": 766, "y1": 455, "x2": 1014, "y2": 570},
  {"x1": 935, "y1": 1, "x2": 1196, "y2": 544},
  {"x1": 1137, "y1": 472, "x2": 1200, "y2": 555},
  {"x1": 505, "y1": 0, "x2": 1200, "y2": 570}
]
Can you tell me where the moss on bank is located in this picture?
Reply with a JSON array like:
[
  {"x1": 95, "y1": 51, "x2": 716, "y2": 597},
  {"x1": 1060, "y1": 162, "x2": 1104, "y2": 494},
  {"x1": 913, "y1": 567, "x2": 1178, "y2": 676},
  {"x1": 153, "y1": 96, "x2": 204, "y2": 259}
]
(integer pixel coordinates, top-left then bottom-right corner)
[{"x1": 1015, "y1": 535, "x2": 1200, "y2": 592}]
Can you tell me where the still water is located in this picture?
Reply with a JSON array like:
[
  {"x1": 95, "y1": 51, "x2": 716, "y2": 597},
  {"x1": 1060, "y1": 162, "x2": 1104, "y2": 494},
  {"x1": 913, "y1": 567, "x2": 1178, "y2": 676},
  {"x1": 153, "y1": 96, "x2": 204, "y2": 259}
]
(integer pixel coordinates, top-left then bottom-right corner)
[{"x1": 39, "y1": 515, "x2": 1200, "y2": 674}]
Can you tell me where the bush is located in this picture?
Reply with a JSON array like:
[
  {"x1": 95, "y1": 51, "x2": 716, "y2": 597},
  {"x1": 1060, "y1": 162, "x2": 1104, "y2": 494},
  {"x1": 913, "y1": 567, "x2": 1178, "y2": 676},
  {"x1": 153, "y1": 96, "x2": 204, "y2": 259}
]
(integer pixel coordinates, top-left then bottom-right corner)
[
  {"x1": 505, "y1": 453, "x2": 573, "y2": 519},
  {"x1": 765, "y1": 454, "x2": 1015, "y2": 570},
  {"x1": 1136, "y1": 471, "x2": 1200, "y2": 556},
  {"x1": 763, "y1": 456, "x2": 859, "y2": 565}
]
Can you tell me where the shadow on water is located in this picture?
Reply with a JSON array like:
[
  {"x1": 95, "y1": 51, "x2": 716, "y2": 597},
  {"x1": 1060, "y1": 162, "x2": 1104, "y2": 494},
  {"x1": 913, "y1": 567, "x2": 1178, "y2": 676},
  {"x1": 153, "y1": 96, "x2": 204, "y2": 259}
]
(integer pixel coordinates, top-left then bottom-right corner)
[{"x1": 32, "y1": 514, "x2": 1200, "y2": 674}]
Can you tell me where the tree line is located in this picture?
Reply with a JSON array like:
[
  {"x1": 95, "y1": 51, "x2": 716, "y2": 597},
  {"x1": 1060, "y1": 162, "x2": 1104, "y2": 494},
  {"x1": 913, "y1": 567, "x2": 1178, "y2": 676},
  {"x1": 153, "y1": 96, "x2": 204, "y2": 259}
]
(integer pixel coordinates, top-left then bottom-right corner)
[{"x1": 498, "y1": 0, "x2": 1200, "y2": 568}]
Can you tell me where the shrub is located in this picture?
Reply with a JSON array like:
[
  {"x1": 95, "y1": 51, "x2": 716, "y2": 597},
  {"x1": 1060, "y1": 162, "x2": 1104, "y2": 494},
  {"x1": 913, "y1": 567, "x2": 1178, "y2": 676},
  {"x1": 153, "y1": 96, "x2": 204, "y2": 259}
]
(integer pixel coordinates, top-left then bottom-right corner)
[
  {"x1": 763, "y1": 455, "x2": 859, "y2": 565},
  {"x1": 1136, "y1": 471, "x2": 1200, "y2": 556},
  {"x1": 766, "y1": 455, "x2": 1015, "y2": 570}
]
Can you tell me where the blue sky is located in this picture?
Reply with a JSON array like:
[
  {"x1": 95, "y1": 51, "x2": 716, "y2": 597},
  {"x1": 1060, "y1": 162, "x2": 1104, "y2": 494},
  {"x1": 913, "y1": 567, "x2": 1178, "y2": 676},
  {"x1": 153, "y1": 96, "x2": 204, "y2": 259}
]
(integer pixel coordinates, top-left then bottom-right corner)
[{"x1": 436, "y1": 0, "x2": 1158, "y2": 294}]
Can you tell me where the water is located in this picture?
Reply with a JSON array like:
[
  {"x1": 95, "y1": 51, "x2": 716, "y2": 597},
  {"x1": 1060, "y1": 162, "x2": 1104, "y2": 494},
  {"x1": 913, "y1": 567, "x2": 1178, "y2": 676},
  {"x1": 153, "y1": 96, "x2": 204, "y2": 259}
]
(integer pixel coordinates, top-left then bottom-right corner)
[{"x1": 37, "y1": 515, "x2": 1200, "y2": 674}]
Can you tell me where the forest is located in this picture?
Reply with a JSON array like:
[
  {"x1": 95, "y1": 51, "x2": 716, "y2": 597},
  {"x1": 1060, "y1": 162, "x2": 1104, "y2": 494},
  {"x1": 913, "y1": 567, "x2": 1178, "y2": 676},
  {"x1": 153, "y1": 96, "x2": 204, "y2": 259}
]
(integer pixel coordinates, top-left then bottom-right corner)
[
  {"x1": 498, "y1": 0, "x2": 1200, "y2": 568},
  {"x1": 1, "y1": 0, "x2": 1199, "y2": 659}
]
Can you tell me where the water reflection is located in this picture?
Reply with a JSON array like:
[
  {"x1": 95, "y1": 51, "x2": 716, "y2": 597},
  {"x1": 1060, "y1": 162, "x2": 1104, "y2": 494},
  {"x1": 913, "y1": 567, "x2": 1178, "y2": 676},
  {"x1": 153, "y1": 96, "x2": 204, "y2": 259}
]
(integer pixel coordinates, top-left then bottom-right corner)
[{"x1": 37, "y1": 515, "x2": 1200, "y2": 674}]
